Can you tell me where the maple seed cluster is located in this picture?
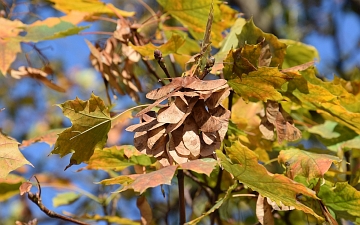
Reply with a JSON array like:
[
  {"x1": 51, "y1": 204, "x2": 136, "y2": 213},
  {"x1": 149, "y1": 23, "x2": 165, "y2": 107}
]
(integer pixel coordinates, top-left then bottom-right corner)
[{"x1": 126, "y1": 76, "x2": 231, "y2": 166}]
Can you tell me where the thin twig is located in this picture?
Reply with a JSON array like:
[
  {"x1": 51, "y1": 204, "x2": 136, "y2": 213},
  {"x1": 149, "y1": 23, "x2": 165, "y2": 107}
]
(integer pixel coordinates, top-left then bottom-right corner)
[
  {"x1": 177, "y1": 170, "x2": 186, "y2": 225},
  {"x1": 27, "y1": 176, "x2": 89, "y2": 225},
  {"x1": 183, "y1": 170, "x2": 213, "y2": 200},
  {"x1": 154, "y1": 49, "x2": 171, "y2": 78},
  {"x1": 142, "y1": 58, "x2": 166, "y2": 85}
]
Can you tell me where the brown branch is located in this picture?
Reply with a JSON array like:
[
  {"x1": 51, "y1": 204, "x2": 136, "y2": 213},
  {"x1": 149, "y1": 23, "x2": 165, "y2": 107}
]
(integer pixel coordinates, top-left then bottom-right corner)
[
  {"x1": 27, "y1": 176, "x2": 89, "y2": 225},
  {"x1": 177, "y1": 170, "x2": 186, "y2": 224},
  {"x1": 154, "y1": 49, "x2": 171, "y2": 78},
  {"x1": 142, "y1": 58, "x2": 165, "y2": 85}
]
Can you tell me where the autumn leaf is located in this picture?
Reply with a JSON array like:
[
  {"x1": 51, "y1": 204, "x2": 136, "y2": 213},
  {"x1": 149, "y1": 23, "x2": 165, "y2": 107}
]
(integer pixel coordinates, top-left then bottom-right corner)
[
  {"x1": 179, "y1": 158, "x2": 217, "y2": 176},
  {"x1": 0, "y1": 18, "x2": 25, "y2": 75},
  {"x1": 19, "y1": 182, "x2": 32, "y2": 196},
  {"x1": 0, "y1": 174, "x2": 25, "y2": 201},
  {"x1": 307, "y1": 121, "x2": 340, "y2": 139},
  {"x1": 227, "y1": 67, "x2": 295, "y2": 102},
  {"x1": 237, "y1": 18, "x2": 287, "y2": 68},
  {"x1": 278, "y1": 149, "x2": 341, "y2": 180},
  {"x1": 53, "y1": 192, "x2": 81, "y2": 207},
  {"x1": 82, "y1": 214, "x2": 140, "y2": 225},
  {"x1": 51, "y1": 93, "x2": 111, "y2": 169},
  {"x1": 130, "y1": 33, "x2": 186, "y2": 60},
  {"x1": 157, "y1": 0, "x2": 237, "y2": 47},
  {"x1": 21, "y1": 128, "x2": 65, "y2": 148},
  {"x1": 0, "y1": 131, "x2": 33, "y2": 178},
  {"x1": 83, "y1": 146, "x2": 155, "y2": 171},
  {"x1": 47, "y1": 0, "x2": 135, "y2": 17},
  {"x1": 99, "y1": 165, "x2": 178, "y2": 194},
  {"x1": 280, "y1": 39, "x2": 319, "y2": 69},
  {"x1": 217, "y1": 141, "x2": 323, "y2": 220}
]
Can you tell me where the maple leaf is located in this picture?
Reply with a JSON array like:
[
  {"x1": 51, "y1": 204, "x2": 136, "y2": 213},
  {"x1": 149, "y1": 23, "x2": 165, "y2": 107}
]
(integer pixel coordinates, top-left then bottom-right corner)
[
  {"x1": 217, "y1": 141, "x2": 324, "y2": 220},
  {"x1": 157, "y1": 0, "x2": 237, "y2": 47},
  {"x1": 82, "y1": 146, "x2": 156, "y2": 171},
  {"x1": 47, "y1": 0, "x2": 135, "y2": 17},
  {"x1": 280, "y1": 39, "x2": 319, "y2": 69},
  {"x1": 51, "y1": 93, "x2": 111, "y2": 170},
  {"x1": 278, "y1": 149, "x2": 341, "y2": 180},
  {"x1": 0, "y1": 132, "x2": 33, "y2": 178},
  {"x1": 99, "y1": 165, "x2": 178, "y2": 194},
  {"x1": 21, "y1": 128, "x2": 65, "y2": 148}
]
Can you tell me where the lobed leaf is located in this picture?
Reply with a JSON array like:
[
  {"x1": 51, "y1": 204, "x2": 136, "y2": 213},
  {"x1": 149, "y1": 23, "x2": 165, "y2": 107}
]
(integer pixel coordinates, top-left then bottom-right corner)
[
  {"x1": 157, "y1": 0, "x2": 237, "y2": 47},
  {"x1": 0, "y1": 132, "x2": 33, "y2": 178},
  {"x1": 278, "y1": 149, "x2": 341, "y2": 180},
  {"x1": 280, "y1": 39, "x2": 319, "y2": 69},
  {"x1": 179, "y1": 158, "x2": 217, "y2": 176},
  {"x1": 217, "y1": 141, "x2": 323, "y2": 220},
  {"x1": 52, "y1": 93, "x2": 111, "y2": 169}
]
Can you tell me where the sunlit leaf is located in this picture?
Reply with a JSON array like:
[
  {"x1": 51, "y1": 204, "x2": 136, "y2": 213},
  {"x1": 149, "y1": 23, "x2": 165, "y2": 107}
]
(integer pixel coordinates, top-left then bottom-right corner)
[
  {"x1": 19, "y1": 182, "x2": 32, "y2": 196},
  {"x1": 21, "y1": 128, "x2": 65, "y2": 148},
  {"x1": 100, "y1": 165, "x2": 178, "y2": 194},
  {"x1": 237, "y1": 18, "x2": 287, "y2": 68},
  {"x1": 217, "y1": 141, "x2": 323, "y2": 220},
  {"x1": 278, "y1": 149, "x2": 341, "y2": 180},
  {"x1": 228, "y1": 67, "x2": 295, "y2": 102},
  {"x1": 157, "y1": 0, "x2": 236, "y2": 47},
  {"x1": 280, "y1": 39, "x2": 319, "y2": 69},
  {"x1": 256, "y1": 195, "x2": 275, "y2": 225},
  {"x1": 83, "y1": 146, "x2": 155, "y2": 171},
  {"x1": 185, "y1": 183, "x2": 237, "y2": 224},
  {"x1": 179, "y1": 158, "x2": 217, "y2": 176},
  {"x1": 0, "y1": 174, "x2": 25, "y2": 201},
  {"x1": 51, "y1": 93, "x2": 111, "y2": 169},
  {"x1": 0, "y1": 18, "x2": 25, "y2": 75},
  {"x1": 130, "y1": 33, "x2": 186, "y2": 60},
  {"x1": 0, "y1": 131, "x2": 33, "y2": 178},
  {"x1": 82, "y1": 214, "x2": 140, "y2": 225},
  {"x1": 47, "y1": 0, "x2": 135, "y2": 17},
  {"x1": 307, "y1": 121, "x2": 340, "y2": 139},
  {"x1": 53, "y1": 192, "x2": 81, "y2": 207}
]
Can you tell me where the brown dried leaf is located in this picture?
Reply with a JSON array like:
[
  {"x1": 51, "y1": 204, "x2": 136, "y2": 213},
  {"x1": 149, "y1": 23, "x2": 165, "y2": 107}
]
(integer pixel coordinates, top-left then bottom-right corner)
[
  {"x1": 205, "y1": 87, "x2": 231, "y2": 109},
  {"x1": 259, "y1": 119, "x2": 275, "y2": 140},
  {"x1": 202, "y1": 132, "x2": 217, "y2": 145},
  {"x1": 146, "y1": 77, "x2": 185, "y2": 100},
  {"x1": 259, "y1": 43, "x2": 272, "y2": 67},
  {"x1": 256, "y1": 195, "x2": 275, "y2": 225},
  {"x1": 200, "y1": 140, "x2": 220, "y2": 157},
  {"x1": 182, "y1": 117, "x2": 201, "y2": 158},
  {"x1": 147, "y1": 125, "x2": 166, "y2": 150},
  {"x1": 134, "y1": 131, "x2": 148, "y2": 153},
  {"x1": 166, "y1": 97, "x2": 199, "y2": 133},
  {"x1": 19, "y1": 182, "x2": 32, "y2": 196},
  {"x1": 10, "y1": 66, "x2": 65, "y2": 92},
  {"x1": 157, "y1": 97, "x2": 187, "y2": 124},
  {"x1": 193, "y1": 101, "x2": 222, "y2": 133},
  {"x1": 185, "y1": 78, "x2": 227, "y2": 91},
  {"x1": 169, "y1": 150, "x2": 189, "y2": 164},
  {"x1": 265, "y1": 101, "x2": 279, "y2": 124},
  {"x1": 209, "y1": 105, "x2": 231, "y2": 140},
  {"x1": 275, "y1": 112, "x2": 301, "y2": 143},
  {"x1": 169, "y1": 128, "x2": 190, "y2": 156}
]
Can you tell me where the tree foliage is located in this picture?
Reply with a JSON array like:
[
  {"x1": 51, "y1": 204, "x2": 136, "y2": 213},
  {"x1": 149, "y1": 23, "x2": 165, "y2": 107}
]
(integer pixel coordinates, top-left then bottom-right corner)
[{"x1": 1, "y1": 0, "x2": 360, "y2": 224}]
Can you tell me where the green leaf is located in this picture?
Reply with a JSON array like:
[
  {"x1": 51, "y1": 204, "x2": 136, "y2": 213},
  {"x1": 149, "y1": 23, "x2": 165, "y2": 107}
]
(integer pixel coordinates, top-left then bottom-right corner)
[
  {"x1": 53, "y1": 192, "x2": 81, "y2": 207},
  {"x1": 318, "y1": 182, "x2": 360, "y2": 219},
  {"x1": 280, "y1": 39, "x2": 319, "y2": 69},
  {"x1": 278, "y1": 149, "x2": 341, "y2": 180},
  {"x1": 185, "y1": 182, "x2": 237, "y2": 225},
  {"x1": 217, "y1": 141, "x2": 323, "y2": 220},
  {"x1": 83, "y1": 214, "x2": 140, "y2": 225},
  {"x1": 288, "y1": 68, "x2": 360, "y2": 134},
  {"x1": 307, "y1": 121, "x2": 340, "y2": 139},
  {"x1": 157, "y1": 0, "x2": 237, "y2": 47},
  {"x1": 228, "y1": 67, "x2": 295, "y2": 102},
  {"x1": 47, "y1": 0, "x2": 135, "y2": 17},
  {"x1": 0, "y1": 131, "x2": 33, "y2": 178},
  {"x1": 0, "y1": 174, "x2": 25, "y2": 201},
  {"x1": 52, "y1": 93, "x2": 111, "y2": 169},
  {"x1": 130, "y1": 33, "x2": 186, "y2": 59},
  {"x1": 84, "y1": 145, "x2": 156, "y2": 171},
  {"x1": 99, "y1": 165, "x2": 178, "y2": 194},
  {"x1": 237, "y1": 18, "x2": 287, "y2": 68}
]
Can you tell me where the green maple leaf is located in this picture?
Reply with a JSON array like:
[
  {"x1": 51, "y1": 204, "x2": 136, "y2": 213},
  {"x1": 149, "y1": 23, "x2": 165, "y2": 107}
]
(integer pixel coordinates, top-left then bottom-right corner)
[
  {"x1": 0, "y1": 131, "x2": 33, "y2": 178},
  {"x1": 51, "y1": 93, "x2": 111, "y2": 169},
  {"x1": 217, "y1": 141, "x2": 324, "y2": 221}
]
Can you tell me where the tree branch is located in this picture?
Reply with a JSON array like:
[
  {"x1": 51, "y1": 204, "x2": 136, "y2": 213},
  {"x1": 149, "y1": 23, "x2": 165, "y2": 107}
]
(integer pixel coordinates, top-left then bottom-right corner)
[{"x1": 27, "y1": 176, "x2": 89, "y2": 225}]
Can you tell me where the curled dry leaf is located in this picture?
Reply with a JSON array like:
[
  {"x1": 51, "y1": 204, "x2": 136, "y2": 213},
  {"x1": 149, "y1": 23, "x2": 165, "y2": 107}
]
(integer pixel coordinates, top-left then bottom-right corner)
[
  {"x1": 10, "y1": 66, "x2": 65, "y2": 92},
  {"x1": 127, "y1": 77, "x2": 231, "y2": 166},
  {"x1": 260, "y1": 101, "x2": 301, "y2": 143},
  {"x1": 19, "y1": 182, "x2": 32, "y2": 195}
]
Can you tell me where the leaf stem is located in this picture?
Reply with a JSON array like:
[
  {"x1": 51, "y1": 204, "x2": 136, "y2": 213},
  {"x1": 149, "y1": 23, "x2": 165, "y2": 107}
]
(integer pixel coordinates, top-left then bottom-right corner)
[{"x1": 177, "y1": 169, "x2": 186, "y2": 224}]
